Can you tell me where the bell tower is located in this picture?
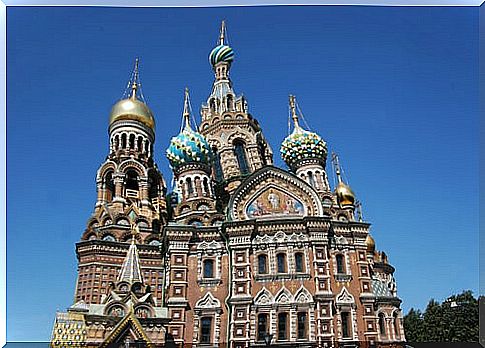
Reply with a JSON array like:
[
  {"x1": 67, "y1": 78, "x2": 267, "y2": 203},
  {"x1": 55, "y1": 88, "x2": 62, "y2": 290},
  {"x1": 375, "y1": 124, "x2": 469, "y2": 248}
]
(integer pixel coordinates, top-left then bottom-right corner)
[{"x1": 199, "y1": 21, "x2": 273, "y2": 192}]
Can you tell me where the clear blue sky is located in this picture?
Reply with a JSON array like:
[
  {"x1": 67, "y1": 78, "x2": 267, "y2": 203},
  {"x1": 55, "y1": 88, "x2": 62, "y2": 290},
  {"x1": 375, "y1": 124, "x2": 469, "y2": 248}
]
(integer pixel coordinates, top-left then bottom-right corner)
[{"x1": 7, "y1": 5, "x2": 478, "y2": 341}]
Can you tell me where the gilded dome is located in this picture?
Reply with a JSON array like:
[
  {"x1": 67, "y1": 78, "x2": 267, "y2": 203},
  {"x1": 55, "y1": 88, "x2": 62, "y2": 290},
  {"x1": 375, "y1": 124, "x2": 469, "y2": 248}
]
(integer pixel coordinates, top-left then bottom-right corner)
[
  {"x1": 280, "y1": 127, "x2": 327, "y2": 169},
  {"x1": 209, "y1": 44, "x2": 234, "y2": 66},
  {"x1": 335, "y1": 181, "x2": 355, "y2": 206},
  {"x1": 109, "y1": 97, "x2": 155, "y2": 130},
  {"x1": 365, "y1": 234, "x2": 376, "y2": 252}
]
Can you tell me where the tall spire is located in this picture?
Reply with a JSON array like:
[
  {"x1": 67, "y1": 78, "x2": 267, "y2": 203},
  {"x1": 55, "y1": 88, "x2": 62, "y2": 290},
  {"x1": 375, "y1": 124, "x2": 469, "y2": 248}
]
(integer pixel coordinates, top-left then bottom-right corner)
[
  {"x1": 117, "y1": 224, "x2": 143, "y2": 284},
  {"x1": 219, "y1": 20, "x2": 226, "y2": 45},
  {"x1": 130, "y1": 58, "x2": 139, "y2": 100},
  {"x1": 289, "y1": 95, "x2": 301, "y2": 130},
  {"x1": 182, "y1": 87, "x2": 192, "y2": 131},
  {"x1": 331, "y1": 152, "x2": 343, "y2": 183}
]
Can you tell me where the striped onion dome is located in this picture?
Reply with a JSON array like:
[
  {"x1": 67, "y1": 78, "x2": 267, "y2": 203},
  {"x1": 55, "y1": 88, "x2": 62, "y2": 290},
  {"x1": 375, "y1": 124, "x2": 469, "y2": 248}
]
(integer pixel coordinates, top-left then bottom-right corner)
[
  {"x1": 166, "y1": 126, "x2": 212, "y2": 169},
  {"x1": 209, "y1": 44, "x2": 235, "y2": 66},
  {"x1": 280, "y1": 127, "x2": 327, "y2": 169}
]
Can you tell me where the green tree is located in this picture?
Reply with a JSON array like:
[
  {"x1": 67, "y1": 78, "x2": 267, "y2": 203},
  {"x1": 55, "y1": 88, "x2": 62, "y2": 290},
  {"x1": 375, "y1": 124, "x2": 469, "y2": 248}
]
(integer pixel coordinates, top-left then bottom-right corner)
[{"x1": 403, "y1": 290, "x2": 478, "y2": 342}]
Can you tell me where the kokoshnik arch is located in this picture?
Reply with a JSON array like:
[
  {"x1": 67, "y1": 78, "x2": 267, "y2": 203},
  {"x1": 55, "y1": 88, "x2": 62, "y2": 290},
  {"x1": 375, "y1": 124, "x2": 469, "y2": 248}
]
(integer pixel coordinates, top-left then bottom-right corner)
[{"x1": 50, "y1": 21, "x2": 405, "y2": 348}]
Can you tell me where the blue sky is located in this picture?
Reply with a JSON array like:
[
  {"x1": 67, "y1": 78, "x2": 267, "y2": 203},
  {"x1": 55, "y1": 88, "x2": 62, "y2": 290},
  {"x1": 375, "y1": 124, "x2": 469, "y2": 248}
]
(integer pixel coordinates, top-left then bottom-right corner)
[{"x1": 7, "y1": 5, "x2": 478, "y2": 341}]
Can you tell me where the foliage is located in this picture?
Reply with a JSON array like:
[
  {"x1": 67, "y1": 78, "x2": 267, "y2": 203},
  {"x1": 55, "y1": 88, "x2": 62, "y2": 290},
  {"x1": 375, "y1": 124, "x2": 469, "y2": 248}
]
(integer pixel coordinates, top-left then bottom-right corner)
[{"x1": 403, "y1": 290, "x2": 478, "y2": 342}]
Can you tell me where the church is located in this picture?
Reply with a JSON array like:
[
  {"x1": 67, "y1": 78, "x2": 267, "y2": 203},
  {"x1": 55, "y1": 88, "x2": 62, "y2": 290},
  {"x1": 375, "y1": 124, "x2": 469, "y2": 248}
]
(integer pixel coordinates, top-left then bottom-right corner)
[{"x1": 50, "y1": 21, "x2": 405, "y2": 348}]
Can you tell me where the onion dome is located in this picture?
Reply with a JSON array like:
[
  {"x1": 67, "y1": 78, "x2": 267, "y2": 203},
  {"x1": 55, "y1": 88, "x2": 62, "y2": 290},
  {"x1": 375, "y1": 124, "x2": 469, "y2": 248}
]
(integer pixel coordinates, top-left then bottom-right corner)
[
  {"x1": 166, "y1": 89, "x2": 213, "y2": 169},
  {"x1": 336, "y1": 181, "x2": 356, "y2": 206},
  {"x1": 109, "y1": 58, "x2": 155, "y2": 130},
  {"x1": 209, "y1": 20, "x2": 234, "y2": 67},
  {"x1": 365, "y1": 234, "x2": 376, "y2": 253},
  {"x1": 280, "y1": 95, "x2": 327, "y2": 169}
]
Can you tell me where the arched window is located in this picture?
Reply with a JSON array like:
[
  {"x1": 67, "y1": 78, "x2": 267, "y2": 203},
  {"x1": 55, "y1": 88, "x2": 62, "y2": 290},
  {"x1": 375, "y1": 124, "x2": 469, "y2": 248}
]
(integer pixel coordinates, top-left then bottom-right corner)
[
  {"x1": 200, "y1": 317, "x2": 212, "y2": 344},
  {"x1": 209, "y1": 98, "x2": 216, "y2": 113},
  {"x1": 187, "y1": 177, "x2": 194, "y2": 196},
  {"x1": 308, "y1": 171, "x2": 316, "y2": 188},
  {"x1": 129, "y1": 134, "x2": 135, "y2": 150},
  {"x1": 341, "y1": 311, "x2": 351, "y2": 338},
  {"x1": 393, "y1": 312, "x2": 400, "y2": 338},
  {"x1": 121, "y1": 133, "x2": 127, "y2": 149},
  {"x1": 104, "y1": 171, "x2": 115, "y2": 202},
  {"x1": 203, "y1": 177, "x2": 210, "y2": 196},
  {"x1": 114, "y1": 135, "x2": 120, "y2": 150},
  {"x1": 379, "y1": 313, "x2": 386, "y2": 336},
  {"x1": 295, "y1": 252, "x2": 304, "y2": 273},
  {"x1": 102, "y1": 234, "x2": 116, "y2": 242},
  {"x1": 336, "y1": 254, "x2": 345, "y2": 274},
  {"x1": 227, "y1": 94, "x2": 234, "y2": 111},
  {"x1": 234, "y1": 140, "x2": 249, "y2": 175},
  {"x1": 277, "y1": 253, "x2": 287, "y2": 273},
  {"x1": 148, "y1": 171, "x2": 159, "y2": 201},
  {"x1": 213, "y1": 147, "x2": 224, "y2": 181},
  {"x1": 125, "y1": 170, "x2": 139, "y2": 192},
  {"x1": 203, "y1": 259, "x2": 214, "y2": 278},
  {"x1": 144, "y1": 140, "x2": 149, "y2": 154},
  {"x1": 258, "y1": 142, "x2": 267, "y2": 166},
  {"x1": 137, "y1": 136, "x2": 143, "y2": 151},
  {"x1": 258, "y1": 254, "x2": 268, "y2": 274},
  {"x1": 257, "y1": 314, "x2": 268, "y2": 341}
]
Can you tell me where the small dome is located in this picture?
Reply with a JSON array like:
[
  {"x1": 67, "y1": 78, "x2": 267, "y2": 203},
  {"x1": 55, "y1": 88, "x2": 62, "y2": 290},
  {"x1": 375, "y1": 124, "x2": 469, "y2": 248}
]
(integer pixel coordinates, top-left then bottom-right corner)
[
  {"x1": 280, "y1": 128, "x2": 327, "y2": 169},
  {"x1": 335, "y1": 181, "x2": 355, "y2": 206},
  {"x1": 365, "y1": 234, "x2": 376, "y2": 252},
  {"x1": 166, "y1": 128, "x2": 212, "y2": 169},
  {"x1": 209, "y1": 44, "x2": 234, "y2": 66},
  {"x1": 109, "y1": 98, "x2": 155, "y2": 130}
]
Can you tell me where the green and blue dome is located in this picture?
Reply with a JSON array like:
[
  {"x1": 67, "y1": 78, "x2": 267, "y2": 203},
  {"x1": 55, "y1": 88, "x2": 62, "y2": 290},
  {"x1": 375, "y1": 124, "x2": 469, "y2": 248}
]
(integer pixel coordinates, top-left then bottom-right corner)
[
  {"x1": 209, "y1": 44, "x2": 234, "y2": 66},
  {"x1": 280, "y1": 127, "x2": 327, "y2": 169},
  {"x1": 166, "y1": 127, "x2": 213, "y2": 169}
]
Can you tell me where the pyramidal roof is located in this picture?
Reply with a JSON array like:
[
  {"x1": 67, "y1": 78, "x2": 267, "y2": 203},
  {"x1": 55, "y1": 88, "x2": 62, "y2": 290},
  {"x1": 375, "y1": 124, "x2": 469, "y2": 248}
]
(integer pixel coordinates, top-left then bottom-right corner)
[{"x1": 118, "y1": 238, "x2": 143, "y2": 284}]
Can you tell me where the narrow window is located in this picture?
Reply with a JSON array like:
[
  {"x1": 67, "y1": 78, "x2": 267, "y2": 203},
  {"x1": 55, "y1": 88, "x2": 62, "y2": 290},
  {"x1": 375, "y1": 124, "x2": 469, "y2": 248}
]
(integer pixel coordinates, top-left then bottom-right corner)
[
  {"x1": 203, "y1": 259, "x2": 214, "y2": 278},
  {"x1": 379, "y1": 313, "x2": 386, "y2": 336},
  {"x1": 213, "y1": 147, "x2": 224, "y2": 181},
  {"x1": 336, "y1": 254, "x2": 345, "y2": 274},
  {"x1": 114, "y1": 135, "x2": 120, "y2": 150},
  {"x1": 234, "y1": 140, "x2": 249, "y2": 175},
  {"x1": 227, "y1": 94, "x2": 234, "y2": 111},
  {"x1": 278, "y1": 313, "x2": 288, "y2": 340},
  {"x1": 295, "y1": 252, "x2": 304, "y2": 273},
  {"x1": 277, "y1": 253, "x2": 287, "y2": 273},
  {"x1": 200, "y1": 317, "x2": 212, "y2": 344},
  {"x1": 341, "y1": 312, "x2": 351, "y2": 338},
  {"x1": 297, "y1": 312, "x2": 307, "y2": 339},
  {"x1": 121, "y1": 133, "x2": 127, "y2": 149},
  {"x1": 203, "y1": 178, "x2": 210, "y2": 196},
  {"x1": 258, "y1": 255, "x2": 268, "y2": 274},
  {"x1": 257, "y1": 314, "x2": 268, "y2": 341},
  {"x1": 144, "y1": 141, "x2": 149, "y2": 154},
  {"x1": 129, "y1": 134, "x2": 135, "y2": 149},
  {"x1": 105, "y1": 171, "x2": 115, "y2": 202},
  {"x1": 308, "y1": 171, "x2": 316, "y2": 187},
  {"x1": 393, "y1": 312, "x2": 400, "y2": 338},
  {"x1": 125, "y1": 170, "x2": 139, "y2": 192},
  {"x1": 137, "y1": 136, "x2": 143, "y2": 151},
  {"x1": 187, "y1": 177, "x2": 194, "y2": 196}
]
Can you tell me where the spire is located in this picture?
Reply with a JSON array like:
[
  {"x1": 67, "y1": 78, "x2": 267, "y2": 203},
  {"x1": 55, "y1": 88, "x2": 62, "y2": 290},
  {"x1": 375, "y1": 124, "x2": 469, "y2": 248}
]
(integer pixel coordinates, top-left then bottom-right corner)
[
  {"x1": 331, "y1": 152, "x2": 343, "y2": 183},
  {"x1": 219, "y1": 20, "x2": 226, "y2": 45},
  {"x1": 289, "y1": 95, "x2": 301, "y2": 130},
  {"x1": 129, "y1": 58, "x2": 140, "y2": 100},
  {"x1": 117, "y1": 224, "x2": 143, "y2": 284},
  {"x1": 182, "y1": 87, "x2": 192, "y2": 131}
]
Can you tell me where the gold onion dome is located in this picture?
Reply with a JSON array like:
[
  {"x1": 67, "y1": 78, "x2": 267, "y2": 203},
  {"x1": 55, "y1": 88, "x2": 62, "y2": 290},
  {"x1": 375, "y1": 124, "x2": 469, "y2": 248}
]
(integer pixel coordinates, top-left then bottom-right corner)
[
  {"x1": 336, "y1": 181, "x2": 355, "y2": 206},
  {"x1": 365, "y1": 234, "x2": 376, "y2": 252},
  {"x1": 109, "y1": 97, "x2": 155, "y2": 130},
  {"x1": 109, "y1": 58, "x2": 155, "y2": 130},
  {"x1": 280, "y1": 95, "x2": 327, "y2": 169}
]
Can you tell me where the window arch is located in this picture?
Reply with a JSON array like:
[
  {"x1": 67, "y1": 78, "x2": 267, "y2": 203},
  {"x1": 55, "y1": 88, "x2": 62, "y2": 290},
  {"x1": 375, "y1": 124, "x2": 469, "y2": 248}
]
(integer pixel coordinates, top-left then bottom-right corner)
[
  {"x1": 227, "y1": 94, "x2": 234, "y2": 111},
  {"x1": 125, "y1": 170, "x2": 139, "y2": 192},
  {"x1": 104, "y1": 171, "x2": 115, "y2": 202},
  {"x1": 187, "y1": 177, "x2": 194, "y2": 197},
  {"x1": 114, "y1": 135, "x2": 120, "y2": 150},
  {"x1": 121, "y1": 133, "x2": 127, "y2": 149},
  {"x1": 336, "y1": 254, "x2": 345, "y2": 274},
  {"x1": 308, "y1": 171, "x2": 316, "y2": 188},
  {"x1": 203, "y1": 177, "x2": 210, "y2": 196},
  {"x1": 137, "y1": 136, "x2": 143, "y2": 151},
  {"x1": 277, "y1": 253, "x2": 287, "y2": 273},
  {"x1": 129, "y1": 134, "x2": 135, "y2": 150},
  {"x1": 102, "y1": 234, "x2": 116, "y2": 242},
  {"x1": 234, "y1": 140, "x2": 249, "y2": 175},
  {"x1": 379, "y1": 313, "x2": 386, "y2": 336},
  {"x1": 258, "y1": 254, "x2": 268, "y2": 274}
]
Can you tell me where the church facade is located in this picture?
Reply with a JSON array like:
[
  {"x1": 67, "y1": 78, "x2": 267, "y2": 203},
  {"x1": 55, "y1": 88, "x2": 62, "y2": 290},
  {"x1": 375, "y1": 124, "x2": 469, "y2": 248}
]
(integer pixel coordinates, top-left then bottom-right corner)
[{"x1": 51, "y1": 22, "x2": 405, "y2": 348}]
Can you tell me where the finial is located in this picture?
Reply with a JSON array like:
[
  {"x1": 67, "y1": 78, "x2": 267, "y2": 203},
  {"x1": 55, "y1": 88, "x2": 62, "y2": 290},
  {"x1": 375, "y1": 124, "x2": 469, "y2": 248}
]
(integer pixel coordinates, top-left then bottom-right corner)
[
  {"x1": 130, "y1": 58, "x2": 140, "y2": 100},
  {"x1": 130, "y1": 222, "x2": 139, "y2": 244},
  {"x1": 182, "y1": 87, "x2": 192, "y2": 131},
  {"x1": 289, "y1": 95, "x2": 301, "y2": 129},
  {"x1": 356, "y1": 200, "x2": 363, "y2": 222},
  {"x1": 219, "y1": 20, "x2": 226, "y2": 46},
  {"x1": 331, "y1": 152, "x2": 343, "y2": 183}
]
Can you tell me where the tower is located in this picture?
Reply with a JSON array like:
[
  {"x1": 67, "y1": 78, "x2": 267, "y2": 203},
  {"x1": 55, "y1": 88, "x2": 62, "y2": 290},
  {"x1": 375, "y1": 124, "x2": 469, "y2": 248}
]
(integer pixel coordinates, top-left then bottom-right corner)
[
  {"x1": 199, "y1": 21, "x2": 273, "y2": 193},
  {"x1": 51, "y1": 60, "x2": 170, "y2": 348}
]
